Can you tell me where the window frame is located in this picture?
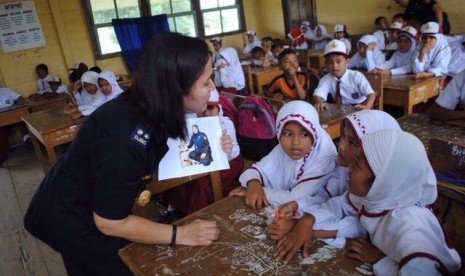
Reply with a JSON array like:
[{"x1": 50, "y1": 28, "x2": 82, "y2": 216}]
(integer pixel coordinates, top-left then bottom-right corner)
[{"x1": 81, "y1": 0, "x2": 246, "y2": 59}]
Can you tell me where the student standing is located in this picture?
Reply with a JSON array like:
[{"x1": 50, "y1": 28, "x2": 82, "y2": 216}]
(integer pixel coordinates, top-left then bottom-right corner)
[
  {"x1": 313, "y1": 39, "x2": 376, "y2": 111},
  {"x1": 24, "y1": 33, "x2": 221, "y2": 276}
]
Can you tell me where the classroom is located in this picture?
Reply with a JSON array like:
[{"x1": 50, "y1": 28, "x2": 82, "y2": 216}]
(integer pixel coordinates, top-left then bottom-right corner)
[{"x1": 1, "y1": 0, "x2": 465, "y2": 275}]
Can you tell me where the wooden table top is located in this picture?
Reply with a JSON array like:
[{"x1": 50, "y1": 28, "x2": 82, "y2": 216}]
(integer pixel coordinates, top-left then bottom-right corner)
[
  {"x1": 319, "y1": 103, "x2": 356, "y2": 128},
  {"x1": 21, "y1": 107, "x2": 83, "y2": 135},
  {"x1": 384, "y1": 75, "x2": 442, "y2": 90},
  {"x1": 119, "y1": 196, "x2": 370, "y2": 275}
]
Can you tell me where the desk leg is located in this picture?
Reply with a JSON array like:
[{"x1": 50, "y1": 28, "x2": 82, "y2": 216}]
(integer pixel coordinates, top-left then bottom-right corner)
[
  {"x1": 29, "y1": 134, "x2": 48, "y2": 172},
  {"x1": 43, "y1": 135, "x2": 58, "y2": 167},
  {"x1": 209, "y1": 171, "x2": 223, "y2": 202}
]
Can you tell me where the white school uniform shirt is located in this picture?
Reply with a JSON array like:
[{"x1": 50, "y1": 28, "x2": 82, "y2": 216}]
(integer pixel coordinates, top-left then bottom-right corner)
[
  {"x1": 348, "y1": 35, "x2": 385, "y2": 71},
  {"x1": 436, "y1": 69, "x2": 465, "y2": 110},
  {"x1": 338, "y1": 37, "x2": 351, "y2": 54},
  {"x1": 0, "y1": 87, "x2": 21, "y2": 108},
  {"x1": 52, "y1": 84, "x2": 68, "y2": 94},
  {"x1": 312, "y1": 25, "x2": 331, "y2": 50},
  {"x1": 313, "y1": 69, "x2": 374, "y2": 105},
  {"x1": 36, "y1": 75, "x2": 52, "y2": 93},
  {"x1": 378, "y1": 34, "x2": 416, "y2": 75},
  {"x1": 355, "y1": 130, "x2": 460, "y2": 275},
  {"x1": 412, "y1": 34, "x2": 451, "y2": 77},
  {"x1": 239, "y1": 101, "x2": 337, "y2": 208},
  {"x1": 74, "y1": 89, "x2": 93, "y2": 107},
  {"x1": 243, "y1": 36, "x2": 261, "y2": 55},
  {"x1": 446, "y1": 35, "x2": 465, "y2": 77},
  {"x1": 98, "y1": 71, "x2": 124, "y2": 102},
  {"x1": 373, "y1": 29, "x2": 389, "y2": 50},
  {"x1": 214, "y1": 47, "x2": 245, "y2": 91},
  {"x1": 78, "y1": 91, "x2": 106, "y2": 116}
]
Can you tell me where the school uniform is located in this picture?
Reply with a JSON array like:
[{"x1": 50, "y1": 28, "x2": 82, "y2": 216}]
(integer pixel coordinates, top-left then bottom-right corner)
[
  {"x1": 348, "y1": 35, "x2": 385, "y2": 71},
  {"x1": 78, "y1": 71, "x2": 106, "y2": 116},
  {"x1": 313, "y1": 69, "x2": 374, "y2": 105},
  {"x1": 412, "y1": 22, "x2": 451, "y2": 77},
  {"x1": 355, "y1": 130, "x2": 460, "y2": 275},
  {"x1": 373, "y1": 29, "x2": 389, "y2": 50},
  {"x1": 74, "y1": 89, "x2": 93, "y2": 106},
  {"x1": 338, "y1": 38, "x2": 351, "y2": 54},
  {"x1": 267, "y1": 72, "x2": 309, "y2": 100},
  {"x1": 0, "y1": 87, "x2": 21, "y2": 108},
  {"x1": 312, "y1": 25, "x2": 331, "y2": 50},
  {"x1": 301, "y1": 109, "x2": 401, "y2": 247},
  {"x1": 24, "y1": 98, "x2": 169, "y2": 275},
  {"x1": 243, "y1": 35, "x2": 261, "y2": 55},
  {"x1": 37, "y1": 74, "x2": 52, "y2": 93},
  {"x1": 378, "y1": 31, "x2": 417, "y2": 75},
  {"x1": 98, "y1": 71, "x2": 125, "y2": 101},
  {"x1": 239, "y1": 101, "x2": 337, "y2": 208},
  {"x1": 446, "y1": 34, "x2": 465, "y2": 77},
  {"x1": 214, "y1": 47, "x2": 246, "y2": 91},
  {"x1": 435, "y1": 69, "x2": 465, "y2": 110}
]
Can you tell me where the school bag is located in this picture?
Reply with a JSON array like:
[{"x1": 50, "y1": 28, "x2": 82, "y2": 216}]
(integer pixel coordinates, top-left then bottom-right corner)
[
  {"x1": 218, "y1": 94, "x2": 238, "y2": 129},
  {"x1": 237, "y1": 96, "x2": 278, "y2": 161}
]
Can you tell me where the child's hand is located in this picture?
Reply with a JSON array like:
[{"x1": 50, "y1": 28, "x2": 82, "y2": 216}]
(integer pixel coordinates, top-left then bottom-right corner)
[
  {"x1": 268, "y1": 217, "x2": 295, "y2": 240},
  {"x1": 245, "y1": 180, "x2": 268, "y2": 209},
  {"x1": 354, "y1": 104, "x2": 368, "y2": 110},
  {"x1": 367, "y1": 42, "x2": 377, "y2": 51},
  {"x1": 420, "y1": 41, "x2": 435, "y2": 54},
  {"x1": 345, "y1": 237, "x2": 385, "y2": 264},
  {"x1": 314, "y1": 102, "x2": 328, "y2": 112},
  {"x1": 15, "y1": 97, "x2": 26, "y2": 105},
  {"x1": 229, "y1": 187, "x2": 247, "y2": 197},
  {"x1": 220, "y1": 129, "x2": 232, "y2": 157},
  {"x1": 72, "y1": 80, "x2": 82, "y2": 92},
  {"x1": 278, "y1": 201, "x2": 298, "y2": 218},
  {"x1": 414, "y1": 71, "x2": 432, "y2": 79},
  {"x1": 274, "y1": 214, "x2": 315, "y2": 264}
]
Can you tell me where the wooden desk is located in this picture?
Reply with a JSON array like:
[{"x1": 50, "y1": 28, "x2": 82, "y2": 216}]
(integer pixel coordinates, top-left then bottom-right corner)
[
  {"x1": 243, "y1": 65, "x2": 283, "y2": 95},
  {"x1": 398, "y1": 113, "x2": 465, "y2": 202},
  {"x1": 383, "y1": 75, "x2": 442, "y2": 115},
  {"x1": 119, "y1": 196, "x2": 370, "y2": 275},
  {"x1": 27, "y1": 93, "x2": 69, "y2": 112},
  {"x1": 0, "y1": 104, "x2": 30, "y2": 127},
  {"x1": 22, "y1": 107, "x2": 84, "y2": 172},
  {"x1": 308, "y1": 49, "x2": 325, "y2": 71}
]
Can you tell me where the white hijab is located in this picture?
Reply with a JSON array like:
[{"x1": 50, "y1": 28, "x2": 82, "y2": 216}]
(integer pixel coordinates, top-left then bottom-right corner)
[
  {"x1": 314, "y1": 24, "x2": 331, "y2": 42},
  {"x1": 358, "y1": 130, "x2": 460, "y2": 273},
  {"x1": 417, "y1": 32, "x2": 450, "y2": 65},
  {"x1": 98, "y1": 70, "x2": 124, "y2": 100},
  {"x1": 391, "y1": 32, "x2": 417, "y2": 67}
]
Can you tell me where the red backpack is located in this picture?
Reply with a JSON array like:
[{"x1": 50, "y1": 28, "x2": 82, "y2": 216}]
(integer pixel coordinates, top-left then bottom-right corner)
[
  {"x1": 236, "y1": 96, "x2": 278, "y2": 160},
  {"x1": 218, "y1": 94, "x2": 238, "y2": 129}
]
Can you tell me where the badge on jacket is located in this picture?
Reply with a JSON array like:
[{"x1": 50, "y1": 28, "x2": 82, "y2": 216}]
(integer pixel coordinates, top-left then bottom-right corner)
[{"x1": 130, "y1": 124, "x2": 152, "y2": 148}]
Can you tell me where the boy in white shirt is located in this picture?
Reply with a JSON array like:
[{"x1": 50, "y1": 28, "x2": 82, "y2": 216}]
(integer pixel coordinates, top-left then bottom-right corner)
[{"x1": 313, "y1": 39, "x2": 376, "y2": 111}]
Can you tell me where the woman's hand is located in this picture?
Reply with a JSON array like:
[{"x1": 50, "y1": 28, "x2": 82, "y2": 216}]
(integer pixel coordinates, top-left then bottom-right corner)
[
  {"x1": 345, "y1": 237, "x2": 385, "y2": 264},
  {"x1": 177, "y1": 219, "x2": 220, "y2": 246},
  {"x1": 220, "y1": 129, "x2": 232, "y2": 157},
  {"x1": 245, "y1": 180, "x2": 268, "y2": 209}
]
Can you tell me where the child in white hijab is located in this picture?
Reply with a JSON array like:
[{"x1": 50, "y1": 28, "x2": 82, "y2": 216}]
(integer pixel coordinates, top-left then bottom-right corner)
[
  {"x1": 312, "y1": 24, "x2": 331, "y2": 50},
  {"x1": 214, "y1": 47, "x2": 246, "y2": 93},
  {"x1": 348, "y1": 34, "x2": 385, "y2": 72},
  {"x1": 230, "y1": 101, "x2": 337, "y2": 210},
  {"x1": 412, "y1": 22, "x2": 451, "y2": 79},
  {"x1": 242, "y1": 30, "x2": 261, "y2": 55},
  {"x1": 375, "y1": 26, "x2": 417, "y2": 76},
  {"x1": 269, "y1": 109, "x2": 402, "y2": 248},
  {"x1": 68, "y1": 71, "x2": 105, "y2": 119},
  {"x1": 97, "y1": 71, "x2": 124, "y2": 101}
]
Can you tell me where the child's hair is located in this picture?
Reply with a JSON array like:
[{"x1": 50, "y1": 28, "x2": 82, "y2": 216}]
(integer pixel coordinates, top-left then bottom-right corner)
[
  {"x1": 36, "y1": 63, "x2": 48, "y2": 72},
  {"x1": 69, "y1": 69, "x2": 84, "y2": 83},
  {"x1": 374, "y1": 16, "x2": 387, "y2": 27},
  {"x1": 277, "y1": 48, "x2": 296, "y2": 64},
  {"x1": 271, "y1": 39, "x2": 284, "y2": 50},
  {"x1": 392, "y1": 13, "x2": 405, "y2": 22},
  {"x1": 89, "y1": 66, "x2": 102, "y2": 73},
  {"x1": 250, "y1": 46, "x2": 265, "y2": 57},
  {"x1": 262, "y1": 36, "x2": 273, "y2": 44}
]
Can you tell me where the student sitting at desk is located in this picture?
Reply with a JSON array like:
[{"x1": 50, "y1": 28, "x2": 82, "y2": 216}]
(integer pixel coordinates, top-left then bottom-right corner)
[
  {"x1": 313, "y1": 39, "x2": 376, "y2": 111},
  {"x1": 312, "y1": 24, "x2": 331, "y2": 50},
  {"x1": 334, "y1": 24, "x2": 351, "y2": 55},
  {"x1": 0, "y1": 86, "x2": 30, "y2": 166},
  {"x1": 385, "y1": 22, "x2": 403, "y2": 51},
  {"x1": 68, "y1": 71, "x2": 106, "y2": 119},
  {"x1": 274, "y1": 130, "x2": 461, "y2": 275},
  {"x1": 372, "y1": 16, "x2": 389, "y2": 50},
  {"x1": 242, "y1": 30, "x2": 261, "y2": 56},
  {"x1": 348, "y1": 34, "x2": 385, "y2": 72},
  {"x1": 268, "y1": 110, "x2": 401, "y2": 248},
  {"x1": 412, "y1": 22, "x2": 451, "y2": 79},
  {"x1": 375, "y1": 26, "x2": 417, "y2": 76},
  {"x1": 428, "y1": 68, "x2": 465, "y2": 125},
  {"x1": 97, "y1": 70, "x2": 125, "y2": 101},
  {"x1": 230, "y1": 100, "x2": 337, "y2": 210},
  {"x1": 48, "y1": 76, "x2": 68, "y2": 94},
  {"x1": 35, "y1": 63, "x2": 52, "y2": 94},
  {"x1": 265, "y1": 49, "x2": 309, "y2": 101}
]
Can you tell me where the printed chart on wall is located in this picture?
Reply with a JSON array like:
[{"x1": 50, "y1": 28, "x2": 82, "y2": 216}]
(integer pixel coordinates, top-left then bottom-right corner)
[
  {"x1": 158, "y1": 116, "x2": 229, "y2": 180},
  {"x1": 0, "y1": 1, "x2": 45, "y2": 53}
]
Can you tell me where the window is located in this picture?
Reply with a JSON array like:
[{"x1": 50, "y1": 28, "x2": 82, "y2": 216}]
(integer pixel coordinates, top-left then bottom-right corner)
[{"x1": 82, "y1": 0, "x2": 245, "y2": 58}]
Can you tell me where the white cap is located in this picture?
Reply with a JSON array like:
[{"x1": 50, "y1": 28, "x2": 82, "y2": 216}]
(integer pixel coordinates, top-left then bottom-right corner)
[
  {"x1": 245, "y1": 30, "x2": 256, "y2": 37},
  {"x1": 300, "y1": 20, "x2": 311, "y2": 30},
  {"x1": 421, "y1": 22, "x2": 439, "y2": 36},
  {"x1": 48, "y1": 75, "x2": 61, "y2": 83},
  {"x1": 324, "y1": 39, "x2": 347, "y2": 56},
  {"x1": 334, "y1": 24, "x2": 345, "y2": 33},
  {"x1": 388, "y1": 21, "x2": 403, "y2": 30},
  {"x1": 209, "y1": 36, "x2": 222, "y2": 43},
  {"x1": 207, "y1": 89, "x2": 219, "y2": 106},
  {"x1": 399, "y1": 26, "x2": 418, "y2": 39}
]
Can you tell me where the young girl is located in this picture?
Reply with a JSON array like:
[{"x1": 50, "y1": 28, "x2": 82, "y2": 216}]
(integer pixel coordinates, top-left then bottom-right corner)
[
  {"x1": 348, "y1": 34, "x2": 385, "y2": 72},
  {"x1": 269, "y1": 109, "x2": 401, "y2": 247},
  {"x1": 68, "y1": 71, "x2": 105, "y2": 119},
  {"x1": 412, "y1": 21, "x2": 451, "y2": 79},
  {"x1": 213, "y1": 47, "x2": 246, "y2": 94},
  {"x1": 242, "y1": 30, "x2": 261, "y2": 56},
  {"x1": 229, "y1": 100, "x2": 337, "y2": 210},
  {"x1": 274, "y1": 130, "x2": 461, "y2": 275},
  {"x1": 375, "y1": 26, "x2": 417, "y2": 76},
  {"x1": 334, "y1": 24, "x2": 351, "y2": 54},
  {"x1": 312, "y1": 24, "x2": 331, "y2": 50},
  {"x1": 97, "y1": 70, "x2": 124, "y2": 101}
]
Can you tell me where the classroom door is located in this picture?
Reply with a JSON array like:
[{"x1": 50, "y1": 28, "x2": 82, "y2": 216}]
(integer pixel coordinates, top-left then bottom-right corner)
[{"x1": 282, "y1": 0, "x2": 317, "y2": 34}]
